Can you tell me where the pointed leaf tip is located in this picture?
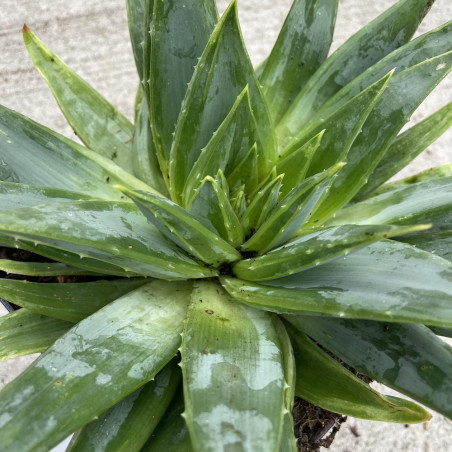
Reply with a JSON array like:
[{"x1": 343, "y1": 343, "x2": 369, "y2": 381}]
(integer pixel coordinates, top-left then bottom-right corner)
[{"x1": 22, "y1": 24, "x2": 31, "y2": 33}]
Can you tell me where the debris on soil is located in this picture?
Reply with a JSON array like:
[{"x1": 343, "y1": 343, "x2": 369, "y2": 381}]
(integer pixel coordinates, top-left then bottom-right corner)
[{"x1": 293, "y1": 397, "x2": 346, "y2": 451}]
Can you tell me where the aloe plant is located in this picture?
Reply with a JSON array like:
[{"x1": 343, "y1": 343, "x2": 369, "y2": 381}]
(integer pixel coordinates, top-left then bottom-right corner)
[{"x1": 0, "y1": 0, "x2": 451, "y2": 451}]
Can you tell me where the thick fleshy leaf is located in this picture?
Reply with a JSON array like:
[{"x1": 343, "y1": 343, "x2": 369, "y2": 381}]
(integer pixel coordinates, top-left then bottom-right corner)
[
  {"x1": 23, "y1": 27, "x2": 135, "y2": 172},
  {"x1": 429, "y1": 326, "x2": 452, "y2": 338},
  {"x1": 287, "y1": 316, "x2": 452, "y2": 419},
  {"x1": 0, "y1": 280, "x2": 191, "y2": 452},
  {"x1": 121, "y1": 188, "x2": 241, "y2": 266},
  {"x1": 241, "y1": 175, "x2": 283, "y2": 239},
  {"x1": 0, "y1": 309, "x2": 71, "y2": 360},
  {"x1": 0, "y1": 234, "x2": 140, "y2": 278},
  {"x1": 169, "y1": 1, "x2": 276, "y2": 203},
  {"x1": 141, "y1": 390, "x2": 193, "y2": 452},
  {"x1": 227, "y1": 143, "x2": 259, "y2": 195},
  {"x1": 0, "y1": 105, "x2": 157, "y2": 199},
  {"x1": 230, "y1": 187, "x2": 247, "y2": 218},
  {"x1": 150, "y1": 0, "x2": 218, "y2": 178},
  {"x1": 68, "y1": 360, "x2": 181, "y2": 452},
  {"x1": 233, "y1": 224, "x2": 427, "y2": 281},
  {"x1": 286, "y1": 323, "x2": 430, "y2": 423},
  {"x1": 260, "y1": 0, "x2": 338, "y2": 124},
  {"x1": 0, "y1": 260, "x2": 98, "y2": 277},
  {"x1": 224, "y1": 240, "x2": 452, "y2": 326},
  {"x1": 330, "y1": 177, "x2": 452, "y2": 234},
  {"x1": 275, "y1": 131, "x2": 322, "y2": 199},
  {"x1": 276, "y1": 0, "x2": 435, "y2": 143},
  {"x1": 296, "y1": 72, "x2": 392, "y2": 178},
  {"x1": 132, "y1": 86, "x2": 168, "y2": 194},
  {"x1": 357, "y1": 101, "x2": 452, "y2": 199},
  {"x1": 188, "y1": 175, "x2": 244, "y2": 247},
  {"x1": 0, "y1": 201, "x2": 215, "y2": 279},
  {"x1": 183, "y1": 87, "x2": 259, "y2": 207},
  {"x1": 181, "y1": 281, "x2": 287, "y2": 452},
  {"x1": 241, "y1": 163, "x2": 344, "y2": 253},
  {"x1": 305, "y1": 51, "x2": 452, "y2": 227},
  {"x1": 0, "y1": 278, "x2": 147, "y2": 323},
  {"x1": 126, "y1": 0, "x2": 151, "y2": 81},
  {"x1": 0, "y1": 182, "x2": 93, "y2": 211},
  {"x1": 372, "y1": 163, "x2": 452, "y2": 197},
  {"x1": 399, "y1": 231, "x2": 452, "y2": 263},
  {"x1": 296, "y1": 20, "x2": 452, "y2": 138}
]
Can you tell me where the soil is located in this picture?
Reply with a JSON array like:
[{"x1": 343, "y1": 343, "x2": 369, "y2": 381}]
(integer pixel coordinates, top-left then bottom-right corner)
[{"x1": 1, "y1": 246, "x2": 350, "y2": 451}]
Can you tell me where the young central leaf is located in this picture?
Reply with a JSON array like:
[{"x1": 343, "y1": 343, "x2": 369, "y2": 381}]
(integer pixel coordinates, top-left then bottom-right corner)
[{"x1": 169, "y1": 0, "x2": 276, "y2": 204}]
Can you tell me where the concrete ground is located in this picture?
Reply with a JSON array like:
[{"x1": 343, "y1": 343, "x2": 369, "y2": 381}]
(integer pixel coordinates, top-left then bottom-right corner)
[{"x1": 0, "y1": 1, "x2": 451, "y2": 450}]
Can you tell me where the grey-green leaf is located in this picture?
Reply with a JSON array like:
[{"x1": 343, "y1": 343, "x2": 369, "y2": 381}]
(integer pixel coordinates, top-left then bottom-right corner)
[
  {"x1": 260, "y1": 0, "x2": 338, "y2": 124},
  {"x1": 276, "y1": 0, "x2": 436, "y2": 142},
  {"x1": 0, "y1": 278, "x2": 147, "y2": 323},
  {"x1": 0, "y1": 309, "x2": 72, "y2": 360},
  {"x1": 287, "y1": 316, "x2": 452, "y2": 419},
  {"x1": 330, "y1": 176, "x2": 452, "y2": 234},
  {"x1": 150, "y1": 0, "x2": 218, "y2": 179},
  {"x1": 0, "y1": 105, "x2": 158, "y2": 200},
  {"x1": 23, "y1": 27, "x2": 135, "y2": 172},
  {"x1": 286, "y1": 323, "x2": 431, "y2": 423},
  {"x1": 181, "y1": 281, "x2": 287, "y2": 452},
  {"x1": 356, "y1": 101, "x2": 452, "y2": 199},
  {"x1": 224, "y1": 240, "x2": 452, "y2": 327},
  {"x1": 169, "y1": 1, "x2": 276, "y2": 203},
  {"x1": 0, "y1": 280, "x2": 191, "y2": 452},
  {"x1": 233, "y1": 224, "x2": 427, "y2": 281},
  {"x1": 68, "y1": 359, "x2": 181, "y2": 452},
  {"x1": 0, "y1": 201, "x2": 214, "y2": 279},
  {"x1": 188, "y1": 175, "x2": 244, "y2": 247},
  {"x1": 120, "y1": 188, "x2": 241, "y2": 266}
]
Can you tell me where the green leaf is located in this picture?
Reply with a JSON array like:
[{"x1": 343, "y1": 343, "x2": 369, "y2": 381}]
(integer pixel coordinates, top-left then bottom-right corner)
[
  {"x1": 230, "y1": 187, "x2": 247, "y2": 218},
  {"x1": 121, "y1": 188, "x2": 241, "y2": 266},
  {"x1": 429, "y1": 326, "x2": 452, "y2": 338},
  {"x1": 276, "y1": 0, "x2": 436, "y2": 142},
  {"x1": 275, "y1": 131, "x2": 322, "y2": 199},
  {"x1": 372, "y1": 162, "x2": 452, "y2": 197},
  {"x1": 0, "y1": 182, "x2": 93, "y2": 211},
  {"x1": 241, "y1": 163, "x2": 344, "y2": 253},
  {"x1": 296, "y1": 20, "x2": 452, "y2": 138},
  {"x1": 356, "y1": 101, "x2": 452, "y2": 199},
  {"x1": 0, "y1": 280, "x2": 191, "y2": 452},
  {"x1": 150, "y1": 0, "x2": 218, "y2": 179},
  {"x1": 224, "y1": 240, "x2": 452, "y2": 327},
  {"x1": 241, "y1": 175, "x2": 283, "y2": 239},
  {"x1": 233, "y1": 224, "x2": 427, "y2": 281},
  {"x1": 399, "y1": 231, "x2": 452, "y2": 263},
  {"x1": 188, "y1": 175, "x2": 244, "y2": 247},
  {"x1": 287, "y1": 316, "x2": 452, "y2": 419},
  {"x1": 0, "y1": 234, "x2": 141, "y2": 278},
  {"x1": 306, "y1": 51, "x2": 452, "y2": 227},
  {"x1": 298, "y1": 72, "x2": 392, "y2": 178},
  {"x1": 0, "y1": 201, "x2": 215, "y2": 279},
  {"x1": 169, "y1": 1, "x2": 276, "y2": 203},
  {"x1": 330, "y1": 177, "x2": 452, "y2": 234},
  {"x1": 0, "y1": 259, "x2": 99, "y2": 277},
  {"x1": 141, "y1": 390, "x2": 193, "y2": 452},
  {"x1": 260, "y1": 0, "x2": 338, "y2": 124},
  {"x1": 126, "y1": 0, "x2": 151, "y2": 81},
  {"x1": 0, "y1": 278, "x2": 147, "y2": 323},
  {"x1": 183, "y1": 87, "x2": 259, "y2": 207},
  {"x1": 286, "y1": 323, "x2": 430, "y2": 423},
  {"x1": 0, "y1": 309, "x2": 72, "y2": 360},
  {"x1": 227, "y1": 143, "x2": 259, "y2": 196},
  {"x1": 23, "y1": 27, "x2": 135, "y2": 172},
  {"x1": 132, "y1": 86, "x2": 168, "y2": 195},
  {"x1": 0, "y1": 105, "x2": 158, "y2": 200},
  {"x1": 181, "y1": 281, "x2": 287, "y2": 452},
  {"x1": 68, "y1": 359, "x2": 181, "y2": 452}
]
